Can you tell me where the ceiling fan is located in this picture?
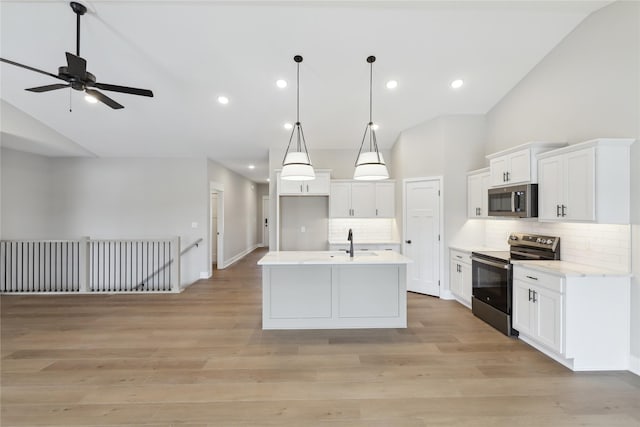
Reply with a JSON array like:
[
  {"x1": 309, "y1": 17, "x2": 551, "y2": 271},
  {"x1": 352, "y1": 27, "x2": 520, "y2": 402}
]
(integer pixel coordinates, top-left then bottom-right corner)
[{"x1": 0, "y1": 2, "x2": 153, "y2": 110}]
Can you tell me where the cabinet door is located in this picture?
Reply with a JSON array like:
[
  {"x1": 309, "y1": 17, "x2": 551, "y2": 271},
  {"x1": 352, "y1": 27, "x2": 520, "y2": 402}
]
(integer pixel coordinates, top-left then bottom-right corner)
[
  {"x1": 449, "y1": 259, "x2": 462, "y2": 297},
  {"x1": 480, "y1": 173, "x2": 490, "y2": 217},
  {"x1": 507, "y1": 149, "x2": 531, "y2": 184},
  {"x1": 512, "y1": 280, "x2": 533, "y2": 336},
  {"x1": 375, "y1": 182, "x2": 395, "y2": 217},
  {"x1": 350, "y1": 183, "x2": 376, "y2": 218},
  {"x1": 279, "y1": 177, "x2": 303, "y2": 195},
  {"x1": 533, "y1": 286, "x2": 563, "y2": 354},
  {"x1": 467, "y1": 174, "x2": 482, "y2": 218},
  {"x1": 329, "y1": 183, "x2": 352, "y2": 217},
  {"x1": 538, "y1": 156, "x2": 564, "y2": 220},
  {"x1": 307, "y1": 173, "x2": 330, "y2": 195},
  {"x1": 460, "y1": 261, "x2": 472, "y2": 303},
  {"x1": 564, "y1": 148, "x2": 594, "y2": 221},
  {"x1": 490, "y1": 157, "x2": 509, "y2": 187}
]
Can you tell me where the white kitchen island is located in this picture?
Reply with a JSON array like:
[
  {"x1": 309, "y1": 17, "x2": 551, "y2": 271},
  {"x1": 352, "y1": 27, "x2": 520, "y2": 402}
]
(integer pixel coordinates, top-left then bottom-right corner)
[{"x1": 257, "y1": 251, "x2": 412, "y2": 330}]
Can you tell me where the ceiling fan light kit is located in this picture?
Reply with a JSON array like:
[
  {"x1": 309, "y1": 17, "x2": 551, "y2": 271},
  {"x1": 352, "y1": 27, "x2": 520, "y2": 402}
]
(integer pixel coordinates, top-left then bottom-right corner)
[
  {"x1": 354, "y1": 55, "x2": 389, "y2": 181},
  {"x1": 281, "y1": 55, "x2": 315, "y2": 181},
  {"x1": 0, "y1": 1, "x2": 154, "y2": 110}
]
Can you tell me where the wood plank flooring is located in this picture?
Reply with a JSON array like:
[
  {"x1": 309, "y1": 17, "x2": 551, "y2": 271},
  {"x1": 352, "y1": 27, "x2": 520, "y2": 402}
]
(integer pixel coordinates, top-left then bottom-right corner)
[{"x1": 2, "y1": 248, "x2": 639, "y2": 426}]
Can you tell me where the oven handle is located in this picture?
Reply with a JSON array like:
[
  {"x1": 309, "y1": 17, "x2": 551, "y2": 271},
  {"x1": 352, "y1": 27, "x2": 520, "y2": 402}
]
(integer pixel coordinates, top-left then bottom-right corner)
[
  {"x1": 510, "y1": 250, "x2": 546, "y2": 260},
  {"x1": 471, "y1": 256, "x2": 511, "y2": 270}
]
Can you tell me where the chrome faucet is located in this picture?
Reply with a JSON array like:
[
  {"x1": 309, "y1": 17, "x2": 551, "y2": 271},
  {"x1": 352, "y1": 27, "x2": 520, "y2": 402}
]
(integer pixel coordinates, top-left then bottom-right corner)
[{"x1": 347, "y1": 228, "x2": 354, "y2": 258}]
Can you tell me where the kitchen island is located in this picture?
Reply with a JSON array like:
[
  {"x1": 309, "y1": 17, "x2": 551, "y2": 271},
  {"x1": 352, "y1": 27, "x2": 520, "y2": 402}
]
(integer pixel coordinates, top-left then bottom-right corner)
[{"x1": 257, "y1": 251, "x2": 412, "y2": 329}]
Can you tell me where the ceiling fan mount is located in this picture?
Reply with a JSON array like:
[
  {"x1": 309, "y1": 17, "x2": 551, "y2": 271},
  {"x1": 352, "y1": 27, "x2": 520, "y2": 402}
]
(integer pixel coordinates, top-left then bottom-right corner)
[{"x1": 0, "y1": 1, "x2": 153, "y2": 110}]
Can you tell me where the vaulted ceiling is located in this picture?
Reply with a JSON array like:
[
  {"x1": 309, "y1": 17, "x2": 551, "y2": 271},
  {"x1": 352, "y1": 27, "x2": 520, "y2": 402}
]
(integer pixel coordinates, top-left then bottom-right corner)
[{"x1": 0, "y1": 1, "x2": 609, "y2": 182}]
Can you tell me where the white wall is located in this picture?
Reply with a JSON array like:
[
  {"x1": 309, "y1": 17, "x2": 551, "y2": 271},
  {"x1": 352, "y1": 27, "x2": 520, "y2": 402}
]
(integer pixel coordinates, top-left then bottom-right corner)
[
  {"x1": 390, "y1": 115, "x2": 487, "y2": 295},
  {"x1": 207, "y1": 158, "x2": 259, "y2": 270},
  {"x1": 484, "y1": 1, "x2": 640, "y2": 365},
  {"x1": 1, "y1": 149, "x2": 210, "y2": 285},
  {"x1": 1, "y1": 148, "x2": 52, "y2": 238}
]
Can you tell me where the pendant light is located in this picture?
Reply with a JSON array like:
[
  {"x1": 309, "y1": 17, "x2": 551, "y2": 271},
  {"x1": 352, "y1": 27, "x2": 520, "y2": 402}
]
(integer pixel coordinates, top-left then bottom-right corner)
[
  {"x1": 281, "y1": 55, "x2": 315, "y2": 181},
  {"x1": 354, "y1": 56, "x2": 389, "y2": 181}
]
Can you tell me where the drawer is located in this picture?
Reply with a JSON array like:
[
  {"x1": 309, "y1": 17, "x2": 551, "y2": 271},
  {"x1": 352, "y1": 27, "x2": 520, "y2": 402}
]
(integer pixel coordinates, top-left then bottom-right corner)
[
  {"x1": 513, "y1": 266, "x2": 564, "y2": 293},
  {"x1": 450, "y1": 249, "x2": 471, "y2": 265}
]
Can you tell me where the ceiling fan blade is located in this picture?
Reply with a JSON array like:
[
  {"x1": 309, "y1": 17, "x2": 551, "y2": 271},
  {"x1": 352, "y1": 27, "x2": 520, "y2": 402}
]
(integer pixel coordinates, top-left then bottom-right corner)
[
  {"x1": 94, "y1": 82, "x2": 153, "y2": 97},
  {"x1": 26, "y1": 83, "x2": 71, "y2": 93},
  {"x1": 65, "y1": 52, "x2": 86, "y2": 76},
  {"x1": 1, "y1": 57, "x2": 67, "y2": 82},
  {"x1": 85, "y1": 89, "x2": 124, "y2": 110}
]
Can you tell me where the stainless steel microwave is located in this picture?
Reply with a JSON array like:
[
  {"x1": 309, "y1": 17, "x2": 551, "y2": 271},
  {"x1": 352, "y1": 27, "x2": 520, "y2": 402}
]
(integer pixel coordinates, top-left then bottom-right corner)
[{"x1": 488, "y1": 184, "x2": 538, "y2": 218}]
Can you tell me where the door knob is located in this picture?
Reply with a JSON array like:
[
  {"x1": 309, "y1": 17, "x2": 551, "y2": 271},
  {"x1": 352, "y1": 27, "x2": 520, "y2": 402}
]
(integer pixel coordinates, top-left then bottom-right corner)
[{"x1": 405, "y1": 240, "x2": 412, "y2": 244}]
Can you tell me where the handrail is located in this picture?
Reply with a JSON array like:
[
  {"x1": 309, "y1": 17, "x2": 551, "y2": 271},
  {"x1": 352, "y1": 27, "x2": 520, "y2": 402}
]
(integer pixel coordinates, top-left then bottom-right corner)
[{"x1": 135, "y1": 238, "x2": 203, "y2": 289}]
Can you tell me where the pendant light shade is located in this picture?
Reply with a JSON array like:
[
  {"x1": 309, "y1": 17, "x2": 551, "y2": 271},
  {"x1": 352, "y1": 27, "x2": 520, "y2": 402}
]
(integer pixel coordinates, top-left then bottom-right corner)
[
  {"x1": 354, "y1": 56, "x2": 389, "y2": 181},
  {"x1": 282, "y1": 55, "x2": 315, "y2": 181}
]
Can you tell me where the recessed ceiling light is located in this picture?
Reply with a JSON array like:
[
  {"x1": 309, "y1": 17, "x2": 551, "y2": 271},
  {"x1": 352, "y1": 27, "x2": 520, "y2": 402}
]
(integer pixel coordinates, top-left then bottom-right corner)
[
  {"x1": 276, "y1": 79, "x2": 287, "y2": 88},
  {"x1": 248, "y1": 165, "x2": 255, "y2": 170},
  {"x1": 217, "y1": 96, "x2": 229, "y2": 105},
  {"x1": 284, "y1": 122, "x2": 293, "y2": 130},
  {"x1": 85, "y1": 94, "x2": 98, "y2": 104},
  {"x1": 386, "y1": 80, "x2": 398, "y2": 89},
  {"x1": 371, "y1": 124, "x2": 379, "y2": 131},
  {"x1": 450, "y1": 79, "x2": 464, "y2": 89}
]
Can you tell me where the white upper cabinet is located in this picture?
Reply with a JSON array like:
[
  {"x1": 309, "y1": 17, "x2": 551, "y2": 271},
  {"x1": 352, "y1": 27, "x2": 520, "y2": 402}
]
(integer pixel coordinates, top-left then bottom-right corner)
[
  {"x1": 487, "y1": 142, "x2": 566, "y2": 187},
  {"x1": 537, "y1": 138, "x2": 634, "y2": 224},
  {"x1": 467, "y1": 168, "x2": 490, "y2": 218},
  {"x1": 277, "y1": 171, "x2": 330, "y2": 196},
  {"x1": 330, "y1": 181, "x2": 395, "y2": 218}
]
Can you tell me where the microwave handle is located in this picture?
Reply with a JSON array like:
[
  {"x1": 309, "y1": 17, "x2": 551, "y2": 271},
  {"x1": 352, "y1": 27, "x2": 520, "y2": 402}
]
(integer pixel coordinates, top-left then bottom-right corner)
[{"x1": 511, "y1": 191, "x2": 516, "y2": 212}]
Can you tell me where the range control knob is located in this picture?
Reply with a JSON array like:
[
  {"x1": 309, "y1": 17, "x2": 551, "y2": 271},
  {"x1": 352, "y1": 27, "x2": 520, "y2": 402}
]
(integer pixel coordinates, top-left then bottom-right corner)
[
  {"x1": 536, "y1": 238, "x2": 542, "y2": 243},
  {"x1": 546, "y1": 239, "x2": 553, "y2": 244}
]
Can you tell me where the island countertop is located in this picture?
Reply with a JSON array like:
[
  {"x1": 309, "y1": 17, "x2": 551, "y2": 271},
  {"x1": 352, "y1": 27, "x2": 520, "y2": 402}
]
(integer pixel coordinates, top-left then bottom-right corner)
[{"x1": 257, "y1": 250, "x2": 413, "y2": 266}]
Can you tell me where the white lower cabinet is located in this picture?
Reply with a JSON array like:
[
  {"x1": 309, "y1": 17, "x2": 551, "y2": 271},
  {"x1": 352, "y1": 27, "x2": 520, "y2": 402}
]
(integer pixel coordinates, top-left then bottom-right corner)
[
  {"x1": 512, "y1": 263, "x2": 630, "y2": 371},
  {"x1": 513, "y1": 277, "x2": 562, "y2": 354},
  {"x1": 449, "y1": 249, "x2": 471, "y2": 307}
]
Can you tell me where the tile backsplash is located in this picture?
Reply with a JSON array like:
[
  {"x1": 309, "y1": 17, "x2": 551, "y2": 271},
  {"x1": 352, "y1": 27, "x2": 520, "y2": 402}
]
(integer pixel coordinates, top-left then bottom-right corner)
[
  {"x1": 329, "y1": 218, "x2": 399, "y2": 243},
  {"x1": 485, "y1": 220, "x2": 631, "y2": 272}
]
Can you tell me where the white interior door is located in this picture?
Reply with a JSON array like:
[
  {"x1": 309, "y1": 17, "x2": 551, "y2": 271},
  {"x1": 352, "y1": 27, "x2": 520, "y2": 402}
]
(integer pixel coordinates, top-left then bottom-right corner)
[
  {"x1": 211, "y1": 193, "x2": 218, "y2": 264},
  {"x1": 404, "y1": 179, "x2": 441, "y2": 296},
  {"x1": 262, "y1": 196, "x2": 269, "y2": 248}
]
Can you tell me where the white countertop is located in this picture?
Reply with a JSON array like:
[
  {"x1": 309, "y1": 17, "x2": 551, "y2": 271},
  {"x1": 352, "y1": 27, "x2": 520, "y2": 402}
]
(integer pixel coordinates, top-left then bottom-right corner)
[
  {"x1": 328, "y1": 240, "x2": 401, "y2": 245},
  {"x1": 258, "y1": 250, "x2": 413, "y2": 265},
  {"x1": 511, "y1": 260, "x2": 631, "y2": 278},
  {"x1": 449, "y1": 244, "x2": 502, "y2": 253}
]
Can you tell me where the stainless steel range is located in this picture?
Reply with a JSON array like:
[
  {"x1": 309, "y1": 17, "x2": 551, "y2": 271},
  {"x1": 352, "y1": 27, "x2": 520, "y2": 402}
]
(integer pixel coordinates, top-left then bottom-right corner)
[{"x1": 471, "y1": 233, "x2": 560, "y2": 336}]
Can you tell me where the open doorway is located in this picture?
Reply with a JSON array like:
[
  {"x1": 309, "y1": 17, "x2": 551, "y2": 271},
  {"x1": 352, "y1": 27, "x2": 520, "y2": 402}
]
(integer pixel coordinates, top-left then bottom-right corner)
[{"x1": 210, "y1": 182, "x2": 224, "y2": 273}]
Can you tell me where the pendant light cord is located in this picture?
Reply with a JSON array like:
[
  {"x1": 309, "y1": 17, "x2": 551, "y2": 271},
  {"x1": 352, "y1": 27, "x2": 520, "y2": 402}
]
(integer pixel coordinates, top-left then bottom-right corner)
[
  {"x1": 369, "y1": 60, "x2": 373, "y2": 124},
  {"x1": 296, "y1": 61, "x2": 300, "y2": 124}
]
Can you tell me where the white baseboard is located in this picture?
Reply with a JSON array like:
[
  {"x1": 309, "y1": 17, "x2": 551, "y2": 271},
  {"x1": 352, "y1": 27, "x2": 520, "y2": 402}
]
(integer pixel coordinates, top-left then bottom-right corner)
[
  {"x1": 630, "y1": 354, "x2": 640, "y2": 376},
  {"x1": 440, "y1": 290, "x2": 455, "y2": 300},
  {"x1": 200, "y1": 271, "x2": 212, "y2": 279},
  {"x1": 221, "y1": 244, "x2": 259, "y2": 269}
]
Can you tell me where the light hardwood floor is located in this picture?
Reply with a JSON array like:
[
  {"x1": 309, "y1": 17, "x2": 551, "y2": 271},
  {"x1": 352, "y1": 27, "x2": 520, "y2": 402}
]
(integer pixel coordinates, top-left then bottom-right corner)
[{"x1": 2, "y1": 248, "x2": 639, "y2": 426}]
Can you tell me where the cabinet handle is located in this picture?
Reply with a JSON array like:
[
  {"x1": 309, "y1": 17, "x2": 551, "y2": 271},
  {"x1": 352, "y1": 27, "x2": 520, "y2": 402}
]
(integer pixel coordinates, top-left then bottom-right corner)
[
  {"x1": 506, "y1": 171, "x2": 510, "y2": 181},
  {"x1": 478, "y1": 208, "x2": 481, "y2": 216},
  {"x1": 561, "y1": 205, "x2": 567, "y2": 217},
  {"x1": 532, "y1": 290, "x2": 537, "y2": 303},
  {"x1": 405, "y1": 240, "x2": 412, "y2": 244},
  {"x1": 556, "y1": 205, "x2": 560, "y2": 217},
  {"x1": 306, "y1": 184, "x2": 309, "y2": 192},
  {"x1": 376, "y1": 208, "x2": 378, "y2": 216},
  {"x1": 456, "y1": 255, "x2": 463, "y2": 259},
  {"x1": 526, "y1": 275, "x2": 538, "y2": 281},
  {"x1": 528, "y1": 289, "x2": 532, "y2": 301},
  {"x1": 300, "y1": 184, "x2": 303, "y2": 193},
  {"x1": 503, "y1": 172, "x2": 506, "y2": 182}
]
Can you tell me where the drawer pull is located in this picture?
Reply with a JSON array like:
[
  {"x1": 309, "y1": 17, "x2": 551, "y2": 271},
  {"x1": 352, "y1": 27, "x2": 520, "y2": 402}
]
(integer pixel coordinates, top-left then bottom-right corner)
[
  {"x1": 526, "y1": 275, "x2": 538, "y2": 281},
  {"x1": 456, "y1": 255, "x2": 463, "y2": 259}
]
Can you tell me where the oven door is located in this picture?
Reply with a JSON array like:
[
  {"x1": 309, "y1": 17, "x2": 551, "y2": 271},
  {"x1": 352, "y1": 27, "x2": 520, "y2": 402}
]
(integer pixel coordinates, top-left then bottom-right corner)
[{"x1": 471, "y1": 256, "x2": 512, "y2": 314}]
